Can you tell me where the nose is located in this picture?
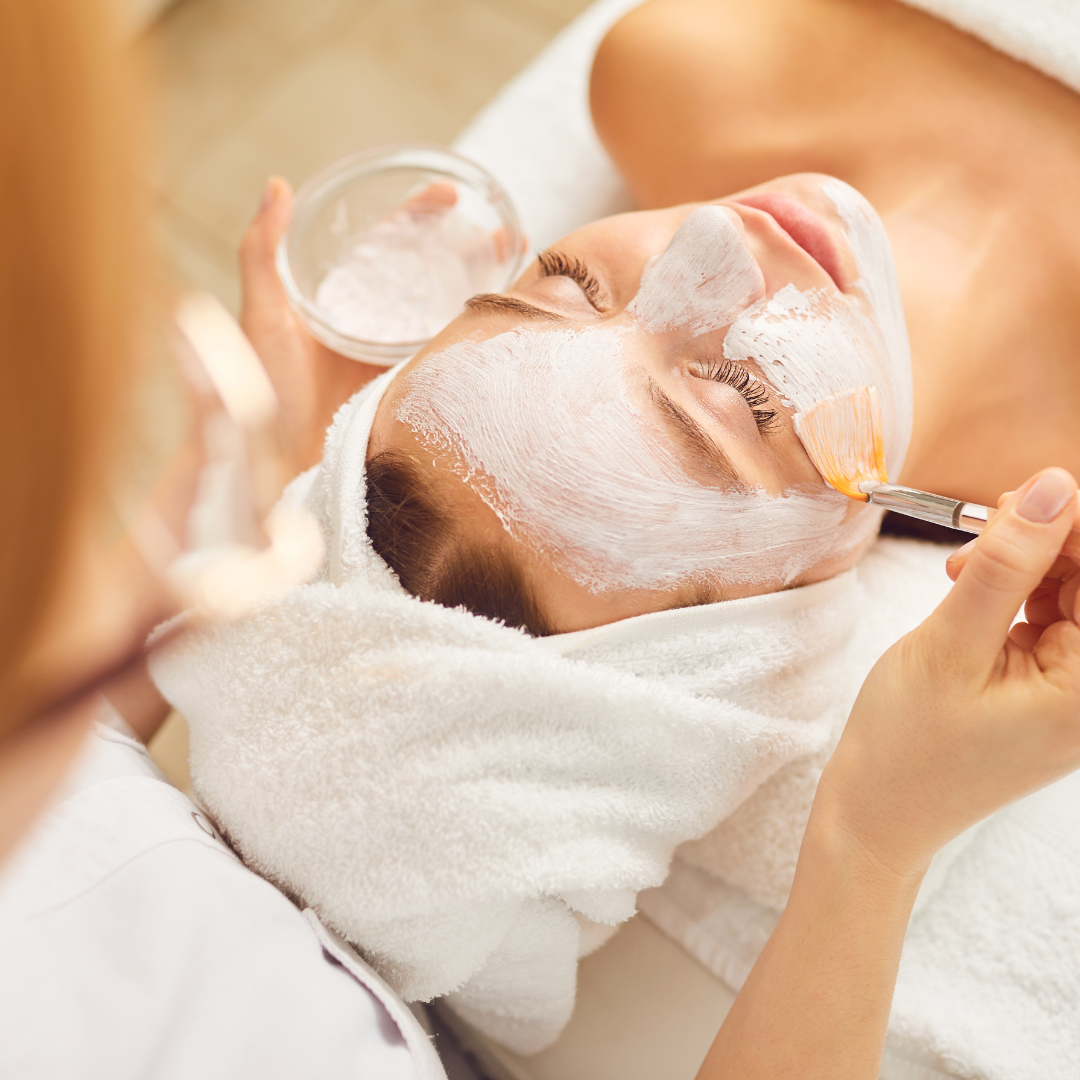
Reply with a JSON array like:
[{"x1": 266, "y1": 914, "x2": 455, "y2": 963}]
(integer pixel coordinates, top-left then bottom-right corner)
[{"x1": 626, "y1": 206, "x2": 766, "y2": 337}]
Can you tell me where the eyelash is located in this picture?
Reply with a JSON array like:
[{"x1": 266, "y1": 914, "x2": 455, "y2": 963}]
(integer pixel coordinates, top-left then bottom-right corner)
[
  {"x1": 537, "y1": 250, "x2": 604, "y2": 309},
  {"x1": 697, "y1": 359, "x2": 779, "y2": 433},
  {"x1": 535, "y1": 255, "x2": 775, "y2": 433}
]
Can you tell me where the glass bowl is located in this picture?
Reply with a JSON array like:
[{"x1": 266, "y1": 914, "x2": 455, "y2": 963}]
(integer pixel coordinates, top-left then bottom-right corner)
[{"x1": 277, "y1": 143, "x2": 526, "y2": 365}]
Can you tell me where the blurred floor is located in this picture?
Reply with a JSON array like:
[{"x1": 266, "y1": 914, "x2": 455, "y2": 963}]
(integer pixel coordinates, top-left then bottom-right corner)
[{"x1": 139, "y1": 0, "x2": 593, "y2": 789}]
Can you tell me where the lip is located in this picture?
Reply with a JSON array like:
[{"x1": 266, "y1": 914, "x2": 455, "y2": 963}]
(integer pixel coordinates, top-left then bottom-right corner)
[{"x1": 731, "y1": 193, "x2": 846, "y2": 290}]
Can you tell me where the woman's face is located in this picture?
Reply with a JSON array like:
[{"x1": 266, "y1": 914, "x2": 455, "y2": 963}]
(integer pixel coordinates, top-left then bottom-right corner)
[{"x1": 369, "y1": 173, "x2": 912, "y2": 632}]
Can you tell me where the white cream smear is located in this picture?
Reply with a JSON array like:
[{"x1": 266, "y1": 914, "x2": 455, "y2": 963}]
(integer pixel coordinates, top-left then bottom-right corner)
[
  {"x1": 316, "y1": 208, "x2": 503, "y2": 344},
  {"x1": 398, "y1": 326, "x2": 855, "y2": 592},
  {"x1": 626, "y1": 205, "x2": 763, "y2": 335},
  {"x1": 724, "y1": 181, "x2": 913, "y2": 476},
  {"x1": 397, "y1": 185, "x2": 912, "y2": 595}
]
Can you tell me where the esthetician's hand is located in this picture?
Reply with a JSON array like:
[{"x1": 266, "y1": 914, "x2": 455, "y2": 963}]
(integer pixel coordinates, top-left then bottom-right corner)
[
  {"x1": 240, "y1": 177, "x2": 382, "y2": 475},
  {"x1": 701, "y1": 472, "x2": 1080, "y2": 1078},
  {"x1": 946, "y1": 488, "x2": 1080, "y2": 622},
  {"x1": 818, "y1": 466, "x2": 1080, "y2": 877}
]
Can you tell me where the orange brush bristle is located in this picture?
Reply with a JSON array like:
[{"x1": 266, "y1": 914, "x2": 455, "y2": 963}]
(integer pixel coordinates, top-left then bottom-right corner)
[{"x1": 794, "y1": 386, "x2": 888, "y2": 501}]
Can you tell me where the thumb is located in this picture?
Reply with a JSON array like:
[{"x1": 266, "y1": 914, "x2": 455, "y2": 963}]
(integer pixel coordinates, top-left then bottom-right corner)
[
  {"x1": 240, "y1": 176, "x2": 293, "y2": 331},
  {"x1": 929, "y1": 468, "x2": 1077, "y2": 668}
]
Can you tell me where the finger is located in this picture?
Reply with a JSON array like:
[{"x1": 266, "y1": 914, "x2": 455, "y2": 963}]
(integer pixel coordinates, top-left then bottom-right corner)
[
  {"x1": 1025, "y1": 585, "x2": 1065, "y2": 629},
  {"x1": 945, "y1": 538, "x2": 976, "y2": 582},
  {"x1": 929, "y1": 468, "x2": 1078, "y2": 670},
  {"x1": 944, "y1": 477, "x2": 1072, "y2": 594},
  {"x1": 1018, "y1": 554, "x2": 1080, "y2": 625},
  {"x1": 1044, "y1": 553, "x2": 1078, "y2": 581},
  {"x1": 240, "y1": 177, "x2": 293, "y2": 332},
  {"x1": 1032, "y1": 616, "x2": 1080, "y2": 686},
  {"x1": 992, "y1": 492, "x2": 1080, "y2": 558},
  {"x1": 1009, "y1": 621, "x2": 1043, "y2": 652},
  {"x1": 402, "y1": 181, "x2": 457, "y2": 217},
  {"x1": 946, "y1": 501, "x2": 1080, "y2": 587},
  {"x1": 1064, "y1": 526, "x2": 1080, "y2": 562},
  {"x1": 1062, "y1": 569, "x2": 1080, "y2": 623},
  {"x1": 949, "y1": 484, "x2": 1048, "y2": 580},
  {"x1": 491, "y1": 225, "x2": 514, "y2": 264}
]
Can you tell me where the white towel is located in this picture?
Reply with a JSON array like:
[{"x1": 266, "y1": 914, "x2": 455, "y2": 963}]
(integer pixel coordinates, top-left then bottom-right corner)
[
  {"x1": 149, "y1": 367, "x2": 953, "y2": 1054},
  {"x1": 900, "y1": 0, "x2": 1080, "y2": 97},
  {"x1": 155, "y1": 0, "x2": 1080, "y2": 1063},
  {"x1": 642, "y1": 771, "x2": 1080, "y2": 1080},
  {"x1": 452, "y1": 0, "x2": 642, "y2": 251},
  {"x1": 449, "y1": 2, "x2": 1080, "y2": 1072}
]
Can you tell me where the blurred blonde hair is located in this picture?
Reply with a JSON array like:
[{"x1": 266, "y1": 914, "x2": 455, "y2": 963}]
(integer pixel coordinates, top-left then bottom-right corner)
[{"x1": 0, "y1": 0, "x2": 134, "y2": 728}]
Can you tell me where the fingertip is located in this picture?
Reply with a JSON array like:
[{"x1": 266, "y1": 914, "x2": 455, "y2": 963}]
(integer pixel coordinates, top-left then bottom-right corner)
[
  {"x1": 945, "y1": 538, "x2": 975, "y2": 582},
  {"x1": 258, "y1": 177, "x2": 276, "y2": 215},
  {"x1": 243, "y1": 177, "x2": 293, "y2": 273},
  {"x1": 259, "y1": 176, "x2": 292, "y2": 216},
  {"x1": 402, "y1": 181, "x2": 457, "y2": 217},
  {"x1": 251, "y1": 178, "x2": 293, "y2": 252},
  {"x1": 423, "y1": 180, "x2": 457, "y2": 209},
  {"x1": 240, "y1": 178, "x2": 295, "y2": 320},
  {"x1": 1015, "y1": 467, "x2": 1077, "y2": 525}
]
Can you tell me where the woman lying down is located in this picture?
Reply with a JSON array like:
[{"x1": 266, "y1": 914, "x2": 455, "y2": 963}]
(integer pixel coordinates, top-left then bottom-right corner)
[{"x1": 152, "y1": 1, "x2": 1080, "y2": 1075}]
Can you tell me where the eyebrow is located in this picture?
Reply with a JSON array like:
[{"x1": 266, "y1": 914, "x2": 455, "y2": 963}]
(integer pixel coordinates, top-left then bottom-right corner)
[
  {"x1": 460, "y1": 296, "x2": 740, "y2": 482},
  {"x1": 464, "y1": 293, "x2": 569, "y2": 322},
  {"x1": 647, "y1": 378, "x2": 741, "y2": 484}
]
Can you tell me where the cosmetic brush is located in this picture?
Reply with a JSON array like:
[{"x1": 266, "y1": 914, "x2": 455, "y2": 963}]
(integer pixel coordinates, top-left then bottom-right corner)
[{"x1": 796, "y1": 386, "x2": 1080, "y2": 553}]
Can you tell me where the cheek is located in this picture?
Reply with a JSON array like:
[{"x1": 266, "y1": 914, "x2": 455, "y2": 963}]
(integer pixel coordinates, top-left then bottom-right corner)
[{"x1": 724, "y1": 287, "x2": 908, "y2": 475}]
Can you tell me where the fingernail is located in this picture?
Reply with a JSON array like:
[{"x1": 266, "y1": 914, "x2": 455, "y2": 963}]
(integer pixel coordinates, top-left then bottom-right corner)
[
  {"x1": 258, "y1": 178, "x2": 277, "y2": 215},
  {"x1": 1017, "y1": 468, "x2": 1074, "y2": 523},
  {"x1": 948, "y1": 538, "x2": 976, "y2": 561}
]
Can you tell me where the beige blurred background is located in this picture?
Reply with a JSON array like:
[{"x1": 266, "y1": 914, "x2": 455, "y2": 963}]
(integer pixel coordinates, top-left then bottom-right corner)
[{"x1": 136, "y1": 0, "x2": 593, "y2": 789}]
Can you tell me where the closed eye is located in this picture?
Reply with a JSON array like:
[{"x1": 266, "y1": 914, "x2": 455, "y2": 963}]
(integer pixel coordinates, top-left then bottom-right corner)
[
  {"x1": 537, "y1": 249, "x2": 605, "y2": 311},
  {"x1": 693, "y1": 358, "x2": 779, "y2": 433}
]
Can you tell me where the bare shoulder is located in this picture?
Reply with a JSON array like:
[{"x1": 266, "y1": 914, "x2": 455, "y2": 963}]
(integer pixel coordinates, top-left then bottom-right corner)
[
  {"x1": 590, "y1": 0, "x2": 822, "y2": 206},
  {"x1": 589, "y1": 0, "x2": 1070, "y2": 208}
]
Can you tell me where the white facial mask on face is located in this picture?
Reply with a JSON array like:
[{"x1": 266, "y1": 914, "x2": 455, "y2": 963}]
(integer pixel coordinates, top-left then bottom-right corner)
[
  {"x1": 724, "y1": 181, "x2": 913, "y2": 477},
  {"x1": 626, "y1": 205, "x2": 764, "y2": 336},
  {"x1": 397, "y1": 326, "x2": 862, "y2": 593},
  {"x1": 397, "y1": 187, "x2": 910, "y2": 595}
]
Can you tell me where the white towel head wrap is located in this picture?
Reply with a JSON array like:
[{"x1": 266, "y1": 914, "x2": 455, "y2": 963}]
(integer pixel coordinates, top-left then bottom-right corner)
[{"x1": 152, "y1": 367, "x2": 885, "y2": 1052}]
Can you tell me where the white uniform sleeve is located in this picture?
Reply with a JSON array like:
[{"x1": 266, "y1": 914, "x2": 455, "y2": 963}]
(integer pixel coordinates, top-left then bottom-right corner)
[{"x1": 0, "y1": 724, "x2": 446, "y2": 1080}]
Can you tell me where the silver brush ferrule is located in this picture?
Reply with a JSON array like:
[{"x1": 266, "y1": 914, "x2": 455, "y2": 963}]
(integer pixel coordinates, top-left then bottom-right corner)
[{"x1": 859, "y1": 482, "x2": 991, "y2": 535}]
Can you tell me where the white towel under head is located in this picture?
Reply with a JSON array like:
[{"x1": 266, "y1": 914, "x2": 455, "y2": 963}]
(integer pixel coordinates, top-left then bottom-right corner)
[{"x1": 150, "y1": 367, "x2": 954, "y2": 1054}]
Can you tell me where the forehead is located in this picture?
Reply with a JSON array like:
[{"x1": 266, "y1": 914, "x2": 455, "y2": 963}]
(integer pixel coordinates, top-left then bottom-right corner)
[
  {"x1": 391, "y1": 204, "x2": 709, "y2": 364},
  {"x1": 544, "y1": 206, "x2": 693, "y2": 251}
]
